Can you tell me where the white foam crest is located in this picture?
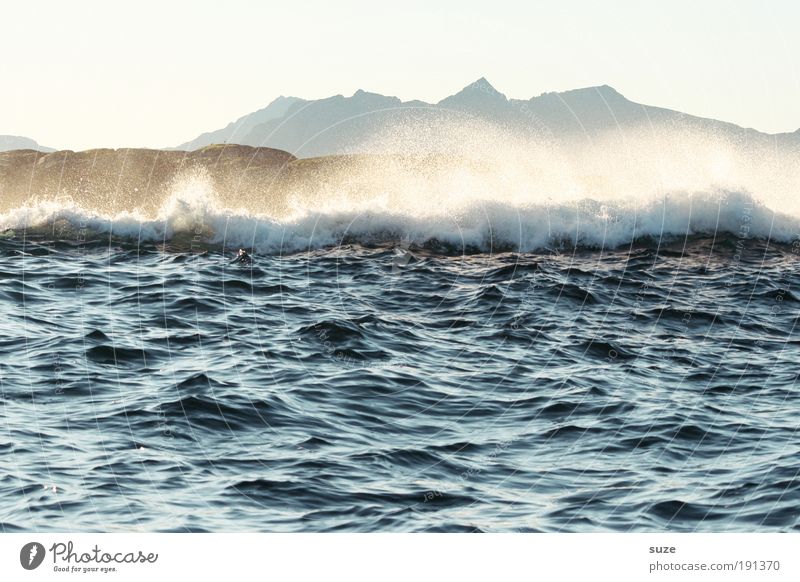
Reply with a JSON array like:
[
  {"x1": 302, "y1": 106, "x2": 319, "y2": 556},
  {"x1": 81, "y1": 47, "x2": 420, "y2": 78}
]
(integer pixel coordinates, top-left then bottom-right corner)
[{"x1": 2, "y1": 186, "x2": 797, "y2": 253}]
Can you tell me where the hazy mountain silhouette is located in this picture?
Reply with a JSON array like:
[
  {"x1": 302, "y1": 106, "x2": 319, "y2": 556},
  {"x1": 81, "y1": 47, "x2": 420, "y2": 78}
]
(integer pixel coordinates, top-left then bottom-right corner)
[
  {"x1": 176, "y1": 79, "x2": 800, "y2": 157},
  {"x1": 174, "y1": 96, "x2": 302, "y2": 151},
  {"x1": 437, "y1": 77, "x2": 512, "y2": 118},
  {"x1": 233, "y1": 90, "x2": 436, "y2": 157},
  {"x1": 0, "y1": 135, "x2": 55, "y2": 153}
]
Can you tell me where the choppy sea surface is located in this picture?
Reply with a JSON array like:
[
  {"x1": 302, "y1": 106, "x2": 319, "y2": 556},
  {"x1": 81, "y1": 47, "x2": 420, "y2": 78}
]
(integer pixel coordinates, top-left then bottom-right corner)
[{"x1": 1, "y1": 192, "x2": 800, "y2": 532}]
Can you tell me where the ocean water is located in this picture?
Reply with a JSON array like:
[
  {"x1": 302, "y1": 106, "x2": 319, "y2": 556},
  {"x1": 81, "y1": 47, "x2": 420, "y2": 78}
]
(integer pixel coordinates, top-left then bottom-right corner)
[{"x1": 1, "y1": 187, "x2": 799, "y2": 532}]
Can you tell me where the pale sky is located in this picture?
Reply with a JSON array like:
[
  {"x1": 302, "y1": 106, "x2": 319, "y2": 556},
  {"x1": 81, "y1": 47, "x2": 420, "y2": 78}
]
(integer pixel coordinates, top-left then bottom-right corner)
[{"x1": 1, "y1": 0, "x2": 798, "y2": 151}]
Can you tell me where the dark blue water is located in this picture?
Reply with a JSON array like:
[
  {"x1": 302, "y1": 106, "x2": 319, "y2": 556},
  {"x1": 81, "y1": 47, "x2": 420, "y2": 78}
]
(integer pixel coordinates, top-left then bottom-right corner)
[{"x1": 1, "y1": 234, "x2": 799, "y2": 532}]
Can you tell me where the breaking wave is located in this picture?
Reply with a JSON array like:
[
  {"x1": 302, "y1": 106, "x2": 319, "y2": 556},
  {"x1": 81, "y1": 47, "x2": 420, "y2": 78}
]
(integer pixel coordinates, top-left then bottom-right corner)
[{"x1": 1, "y1": 186, "x2": 797, "y2": 253}]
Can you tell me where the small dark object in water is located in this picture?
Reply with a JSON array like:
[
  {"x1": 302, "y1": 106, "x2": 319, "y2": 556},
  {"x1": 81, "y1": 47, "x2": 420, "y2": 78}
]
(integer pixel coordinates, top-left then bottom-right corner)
[{"x1": 232, "y1": 248, "x2": 253, "y2": 265}]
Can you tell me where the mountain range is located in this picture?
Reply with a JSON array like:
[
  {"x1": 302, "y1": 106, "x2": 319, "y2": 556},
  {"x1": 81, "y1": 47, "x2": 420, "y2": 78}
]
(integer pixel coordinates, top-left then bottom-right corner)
[
  {"x1": 175, "y1": 78, "x2": 800, "y2": 157},
  {"x1": 5, "y1": 80, "x2": 799, "y2": 157},
  {"x1": 3, "y1": 78, "x2": 798, "y2": 220}
]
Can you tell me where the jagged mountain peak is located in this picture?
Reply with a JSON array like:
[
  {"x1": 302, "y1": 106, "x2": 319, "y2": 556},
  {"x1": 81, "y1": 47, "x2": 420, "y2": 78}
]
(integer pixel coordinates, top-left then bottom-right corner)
[
  {"x1": 440, "y1": 77, "x2": 507, "y2": 105},
  {"x1": 174, "y1": 79, "x2": 797, "y2": 156}
]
